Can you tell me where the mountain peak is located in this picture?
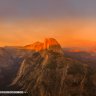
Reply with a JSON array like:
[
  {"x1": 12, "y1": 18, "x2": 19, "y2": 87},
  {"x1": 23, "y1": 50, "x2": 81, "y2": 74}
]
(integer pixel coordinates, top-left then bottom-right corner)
[
  {"x1": 25, "y1": 38, "x2": 63, "y2": 54},
  {"x1": 25, "y1": 42, "x2": 44, "y2": 51},
  {"x1": 44, "y1": 38, "x2": 63, "y2": 53},
  {"x1": 44, "y1": 38, "x2": 60, "y2": 48}
]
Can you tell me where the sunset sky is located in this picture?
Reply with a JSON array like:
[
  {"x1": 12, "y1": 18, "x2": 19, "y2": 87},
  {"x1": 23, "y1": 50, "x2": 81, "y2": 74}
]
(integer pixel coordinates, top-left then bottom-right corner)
[{"x1": 0, "y1": 0, "x2": 96, "y2": 47}]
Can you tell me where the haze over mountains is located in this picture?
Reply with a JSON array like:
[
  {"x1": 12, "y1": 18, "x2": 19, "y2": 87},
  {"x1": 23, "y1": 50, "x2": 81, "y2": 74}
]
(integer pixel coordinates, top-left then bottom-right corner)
[{"x1": 0, "y1": 38, "x2": 95, "y2": 96}]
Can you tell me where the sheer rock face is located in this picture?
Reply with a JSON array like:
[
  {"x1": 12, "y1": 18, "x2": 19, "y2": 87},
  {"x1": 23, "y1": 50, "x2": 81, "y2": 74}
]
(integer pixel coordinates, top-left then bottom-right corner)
[
  {"x1": 24, "y1": 38, "x2": 63, "y2": 54},
  {"x1": 44, "y1": 38, "x2": 63, "y2": 53}
]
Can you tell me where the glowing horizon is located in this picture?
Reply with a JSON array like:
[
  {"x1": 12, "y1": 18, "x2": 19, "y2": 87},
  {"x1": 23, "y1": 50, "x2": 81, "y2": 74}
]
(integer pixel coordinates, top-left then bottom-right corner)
[
  {"x1": 0, "y1": 0, "x2": 96, "y2": 48},
  {"x1": 0, "y1": 18, "x2": 96, "y2": 48}
]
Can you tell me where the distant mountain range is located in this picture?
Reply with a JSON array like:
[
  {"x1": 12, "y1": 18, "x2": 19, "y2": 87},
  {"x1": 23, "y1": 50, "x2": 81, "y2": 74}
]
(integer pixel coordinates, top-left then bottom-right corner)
[{"x1": 0, "y1": 38, "x2": 95, "y2": 96}]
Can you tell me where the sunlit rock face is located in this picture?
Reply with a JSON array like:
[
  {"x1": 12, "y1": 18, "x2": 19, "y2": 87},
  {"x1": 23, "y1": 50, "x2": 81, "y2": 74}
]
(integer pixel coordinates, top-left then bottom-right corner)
[
  {"x1": 44, "y1": 38, "x2": 60, "y2": 49},
  {"x1": 44, "y1": 38, "x2": 63, "y2": 53},
  {"x1": 24, "y1": 38, "x2": 63, "y2": 54},
  {"x1": 25, "y1": 42, "x2": 44, "y2": 51}
]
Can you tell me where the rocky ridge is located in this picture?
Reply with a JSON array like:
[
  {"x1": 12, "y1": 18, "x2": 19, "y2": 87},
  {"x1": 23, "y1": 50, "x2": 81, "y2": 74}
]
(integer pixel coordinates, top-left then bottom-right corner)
[
  {"x1": 12, "y1": 38, "x2": 96, "y2": 96},
  {"x1": 25, "y1": 38, "x2": 63, "y2": 54}
]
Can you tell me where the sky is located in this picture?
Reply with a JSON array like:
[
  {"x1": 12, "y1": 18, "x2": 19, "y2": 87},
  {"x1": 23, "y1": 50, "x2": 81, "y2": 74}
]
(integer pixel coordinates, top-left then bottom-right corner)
[{"x1": 0, "y1": 0, "x2": 96, "y2": 47}]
